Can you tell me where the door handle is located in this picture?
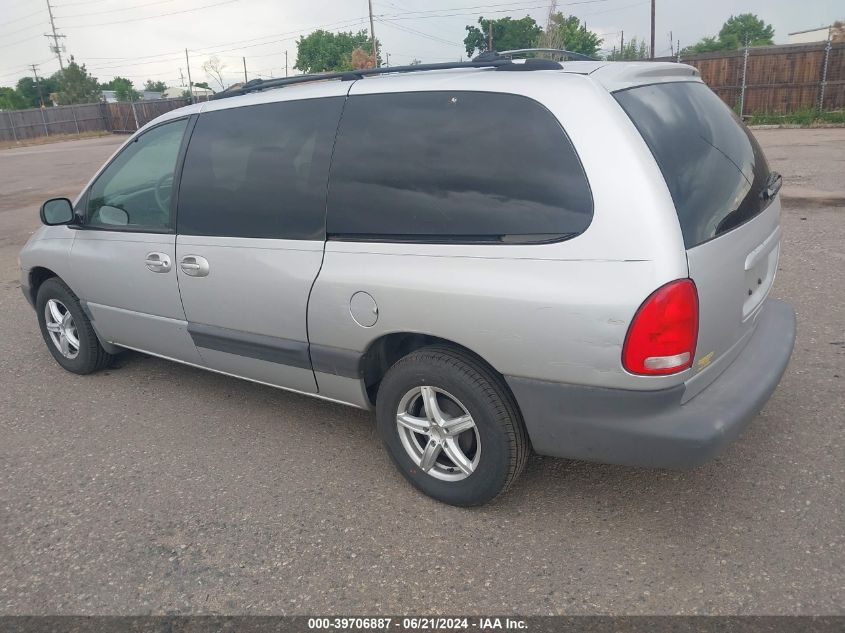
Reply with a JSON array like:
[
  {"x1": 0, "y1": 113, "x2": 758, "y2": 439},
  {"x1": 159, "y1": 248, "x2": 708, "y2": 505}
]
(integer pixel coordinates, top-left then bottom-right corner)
[
  {"x1": 180, "y1": 255, "x2": 210, "y2": 277},
  {"x1": 145, "y1": 252, "x2": 171, "y2": 273}
]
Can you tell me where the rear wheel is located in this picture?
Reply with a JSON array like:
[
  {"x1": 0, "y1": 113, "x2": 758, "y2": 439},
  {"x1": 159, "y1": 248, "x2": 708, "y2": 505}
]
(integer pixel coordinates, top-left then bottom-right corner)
[
  {"x1": 376, "y1": 346, "x2": 528, "y2": 506},
  {"x1": 36, "y1": 278, "x2": 113, "y2": 374}
]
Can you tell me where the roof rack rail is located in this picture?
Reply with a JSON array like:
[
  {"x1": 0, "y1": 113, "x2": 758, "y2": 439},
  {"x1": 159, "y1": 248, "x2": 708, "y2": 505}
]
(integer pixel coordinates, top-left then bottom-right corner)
[
  {"x1": 211, "y1": 59, "x2": 515, "y2": 100},
  {"x1": 475, "y1": 48, "x2": 597, "y2": 62}
]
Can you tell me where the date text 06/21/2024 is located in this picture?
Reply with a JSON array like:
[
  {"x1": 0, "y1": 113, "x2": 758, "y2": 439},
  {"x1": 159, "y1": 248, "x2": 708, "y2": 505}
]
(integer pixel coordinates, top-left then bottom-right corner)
[{"x1": 307, "y1": 617, "x2": 528, "y2": 630}]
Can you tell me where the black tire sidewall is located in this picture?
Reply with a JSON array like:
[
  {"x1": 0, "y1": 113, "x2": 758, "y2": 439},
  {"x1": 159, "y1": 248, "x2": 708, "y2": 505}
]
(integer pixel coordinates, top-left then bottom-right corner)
[
  {"x1": 377, "y1": 351, "x2": 515, "y2": 506},
  {"x1": 35, "y1": 279, "x2": 98, "y2": 374}
]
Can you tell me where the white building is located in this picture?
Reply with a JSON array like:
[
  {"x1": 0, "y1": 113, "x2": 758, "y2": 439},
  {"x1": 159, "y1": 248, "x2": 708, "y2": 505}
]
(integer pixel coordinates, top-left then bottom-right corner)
[
  {"x1": 162, "y1": 86, "x2": 215, "y2": 99},
  {"x1": 100, "y1": 90, "x2": 163, "y2": 103}
]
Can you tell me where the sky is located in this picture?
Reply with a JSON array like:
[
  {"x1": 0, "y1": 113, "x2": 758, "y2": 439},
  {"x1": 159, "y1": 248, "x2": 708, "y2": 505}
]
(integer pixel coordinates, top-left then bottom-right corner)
[{"x1": 1, "y1": 0, "x2": 842, "y2": 90}]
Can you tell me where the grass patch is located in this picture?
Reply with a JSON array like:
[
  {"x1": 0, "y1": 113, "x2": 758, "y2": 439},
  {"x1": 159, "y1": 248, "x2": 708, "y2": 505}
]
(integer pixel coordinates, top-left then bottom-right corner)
[{"x1": 745, "y1": 108, "x2": 845, "y2": 126}]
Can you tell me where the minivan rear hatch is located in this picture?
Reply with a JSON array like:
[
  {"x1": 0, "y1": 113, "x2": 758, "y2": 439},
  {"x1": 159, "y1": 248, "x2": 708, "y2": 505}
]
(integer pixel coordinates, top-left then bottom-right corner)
[{"x1": 615, "y1": 81, "x2": 782, "y2": 398}]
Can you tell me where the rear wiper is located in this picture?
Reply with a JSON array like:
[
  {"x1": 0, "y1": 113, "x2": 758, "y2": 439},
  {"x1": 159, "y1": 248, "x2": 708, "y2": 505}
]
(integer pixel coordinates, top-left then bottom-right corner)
[{"x1": 760, "y1": 171, "x2": 782, "y2": 200}]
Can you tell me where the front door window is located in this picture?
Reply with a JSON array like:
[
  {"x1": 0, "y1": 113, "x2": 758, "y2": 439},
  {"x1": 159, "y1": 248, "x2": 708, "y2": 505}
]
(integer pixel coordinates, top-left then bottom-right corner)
[{"x1": 87, "y1": 118, "x2": 188, "y2": 231}]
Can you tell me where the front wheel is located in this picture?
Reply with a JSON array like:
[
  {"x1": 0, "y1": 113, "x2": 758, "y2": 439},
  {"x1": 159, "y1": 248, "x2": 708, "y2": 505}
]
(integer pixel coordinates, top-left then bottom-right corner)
[
  {"x1": 36, "y1": 278, "x2": 113, "y2": 374},
  {"x1": 376, "y1": 346, "x2": 529, "y2": 506}
]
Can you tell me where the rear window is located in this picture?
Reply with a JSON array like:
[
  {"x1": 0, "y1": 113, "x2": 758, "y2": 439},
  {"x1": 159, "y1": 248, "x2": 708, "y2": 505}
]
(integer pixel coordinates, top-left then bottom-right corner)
[
  {"x1": 326, "y1": 91, "x2": 593, "y2": 243},
  {"x1": 615, "y1": 81, "x2": 772, "y2": 248}
]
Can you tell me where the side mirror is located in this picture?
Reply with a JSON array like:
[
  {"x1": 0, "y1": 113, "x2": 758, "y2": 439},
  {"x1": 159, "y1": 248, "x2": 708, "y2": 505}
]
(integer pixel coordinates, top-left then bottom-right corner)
[
  {"x1": 40, "y1": 198, "x2": 75, "y2": 226},
  {"x1": 96, "y1": 205, "x2": 129, "y2": 226}
]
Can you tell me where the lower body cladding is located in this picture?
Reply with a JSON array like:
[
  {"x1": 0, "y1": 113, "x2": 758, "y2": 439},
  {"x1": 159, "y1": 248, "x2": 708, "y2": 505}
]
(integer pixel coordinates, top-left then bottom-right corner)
[{"x1": 506, "y1": 299, "x2": 796, "y2": 469}]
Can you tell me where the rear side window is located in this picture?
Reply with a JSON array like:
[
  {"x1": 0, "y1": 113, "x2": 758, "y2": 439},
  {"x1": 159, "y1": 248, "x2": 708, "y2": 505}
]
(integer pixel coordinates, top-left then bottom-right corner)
[
  {"x1": 615, "y1": 81, "x2": 771, "y2": 248},
  {"x1": 326, "y1": 91, "x2": 592, "y2": 242},
  {"x1": 177, "y1": 97, "x2": 344, "y2": 240}
]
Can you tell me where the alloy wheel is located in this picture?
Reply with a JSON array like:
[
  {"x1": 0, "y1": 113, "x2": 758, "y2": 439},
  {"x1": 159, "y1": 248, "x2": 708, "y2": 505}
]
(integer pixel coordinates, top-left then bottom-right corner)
[
  {"x1": 395, "y1": 386, "x2": 481, "y2": 482},
  {"x1": 44, "y1": 299, "x2": 80, "y2": 360}
]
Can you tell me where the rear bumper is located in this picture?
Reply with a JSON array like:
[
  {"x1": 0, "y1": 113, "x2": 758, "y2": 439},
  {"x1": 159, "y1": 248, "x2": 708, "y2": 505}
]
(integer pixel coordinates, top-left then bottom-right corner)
[{"x1": 506, "y1": 298, "x2": 796, "y2": 469}]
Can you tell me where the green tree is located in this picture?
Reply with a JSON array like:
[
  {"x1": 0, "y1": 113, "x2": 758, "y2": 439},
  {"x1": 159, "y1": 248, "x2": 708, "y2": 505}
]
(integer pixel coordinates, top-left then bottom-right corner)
[
  {"x1": 15, "y1": 76, "x2": 60, "y2": 107},
  {"x1": 544, "y1": 14, "x2": 602, "y2": 57},
  {"x1": 113, "y1": 78, "x2": 139, "y2": 101},
  {"x1": 99, "y1": 76, "x2": 132, "y2": 90},
  {"x1": 0, "y1": 87, "x2": 27, "y2": 110},
  {"x1": 681, "y1": 35, "x2": 725, "y2": 55},
  {"x1": 53, "y1": 57, "x2": 100, "y2": 105},
  {"x1": 294, "y1": 29, "x2": 376, "y2": 73},
  {"x1": 464, "y1": 16, "x2": 543, "y2": 57},
  {"x1": 191, "y1": 81, "x2": 212, "y2": 90},
  {"x1": 718, "y1": 13, "x2": 775, "y2": 48},
  {"x1": 681, "y1": 13, "x2": 775, "y2": 56},
  {"x1": 606, "y1": 37, "x2": 649, "y2": 61},
  {"x1": 144, "y1": 80, "x2": 167, "y2": 92}
]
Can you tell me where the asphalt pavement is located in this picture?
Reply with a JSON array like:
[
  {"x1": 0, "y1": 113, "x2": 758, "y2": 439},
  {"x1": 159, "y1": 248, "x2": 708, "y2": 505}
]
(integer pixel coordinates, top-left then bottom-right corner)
[{"x1": 0, "y1": 130, "x2": 842, "y2": 615}]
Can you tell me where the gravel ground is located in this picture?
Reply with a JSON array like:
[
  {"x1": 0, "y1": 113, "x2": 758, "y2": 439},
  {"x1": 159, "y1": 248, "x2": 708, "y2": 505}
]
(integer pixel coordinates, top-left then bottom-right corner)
[{"x1": 0, "y1": 130, "x2": 842, "y2": 615}]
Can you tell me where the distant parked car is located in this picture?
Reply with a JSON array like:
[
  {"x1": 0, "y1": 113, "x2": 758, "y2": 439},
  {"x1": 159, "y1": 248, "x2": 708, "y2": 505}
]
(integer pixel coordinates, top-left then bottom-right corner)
[{"x1": 20, "y1": 56, "x2": 795, "y2": 506}]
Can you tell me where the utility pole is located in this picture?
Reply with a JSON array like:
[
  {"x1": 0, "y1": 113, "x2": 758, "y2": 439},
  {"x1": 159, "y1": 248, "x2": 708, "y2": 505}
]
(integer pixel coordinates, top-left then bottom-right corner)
[
  {"x1": 488, "y1": 20, "x2": 493, "y2": 51},
  {"x1": 386, "y1": 52, "x2": 390, "y2": 67},
  {"x1": 285, "y1": 50, "x2": 289, "y2": 77},
  {"x1": 31, "y1": 64, "x2": 45, "y2": 108},
  {"x1": 179, "y1": 68, "x2": 185, "y2": 87},
  {"x1": 669, "y1": 30, "x2": 673, "y2": 57},
  {"x1": 185, "y1": 49, "x2": 194, "y2": 102},
  {"x1": 44, "y1": 0, "x2": 66, "y2": 70},
  {"x1": 620, "y1": 30, "x2": 624, "y2": 59},
  {"x1": 242, "y1": 57, "x2": 248, "y2": 83},
  {"x1": 368, "y1": 0, "x2": 378, "y2": 65},
  {"x1": 650, "y1": 0, "x2": 656, "y2": 59}
]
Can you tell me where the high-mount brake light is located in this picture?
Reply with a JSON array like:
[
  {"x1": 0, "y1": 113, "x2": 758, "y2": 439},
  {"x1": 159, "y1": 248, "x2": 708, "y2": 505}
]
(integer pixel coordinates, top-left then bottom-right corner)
[{"x1": 622, "y1": 279, "x2": 699, "y2": 376}]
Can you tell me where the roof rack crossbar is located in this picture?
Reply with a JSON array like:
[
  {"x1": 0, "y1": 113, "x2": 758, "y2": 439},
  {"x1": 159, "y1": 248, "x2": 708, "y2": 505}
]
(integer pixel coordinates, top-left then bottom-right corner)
[
  {"x1": 211, "y1": 59, "x2": 512, "y2": 100},
  {"x1": 477, "y1": 48, "x2": 597, "y2": 62}
]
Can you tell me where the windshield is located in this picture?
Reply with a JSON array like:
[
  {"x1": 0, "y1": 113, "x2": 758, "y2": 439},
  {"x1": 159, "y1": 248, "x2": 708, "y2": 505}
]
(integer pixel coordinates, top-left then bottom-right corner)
[{"x1": 614, "y1": 81, "x2": 772, "y2": 248}]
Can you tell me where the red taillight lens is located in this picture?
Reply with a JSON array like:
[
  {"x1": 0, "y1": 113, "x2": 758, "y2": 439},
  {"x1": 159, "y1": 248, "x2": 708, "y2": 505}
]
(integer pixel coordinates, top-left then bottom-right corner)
[{"x1": 622, "y1": 279, "x2": 699, "y2": 376}]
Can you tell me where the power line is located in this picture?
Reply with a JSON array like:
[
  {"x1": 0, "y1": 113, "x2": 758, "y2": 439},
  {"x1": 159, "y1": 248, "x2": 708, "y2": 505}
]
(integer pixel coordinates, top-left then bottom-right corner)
[
  {"x1": 0, "y1": 33, "x2": 45, "y2": 50},
  {"x1": 3, "y1": 7, "x2": 46, "y2": 27},
  {"x1": 52, "y1": 0, "x2": 112, "y2": 7},
  {"x1": 1, "y1": 18, "x2": 49, "y2": 39},
  {"x1": 376, "y1": 18, "x2": 461, "y2": 47},
  {"x1": 373, "y1": 0, "x2": 614, "y2": 20},
  {"x1": 60, "y1": 0, "x2": 239, "y2": 29},
  {"x1": 55, "y1": 0, "x2": 176, "y2": 20},
  {"x1": 84, "y1": 15, "x2": 367, "y2": 74}
]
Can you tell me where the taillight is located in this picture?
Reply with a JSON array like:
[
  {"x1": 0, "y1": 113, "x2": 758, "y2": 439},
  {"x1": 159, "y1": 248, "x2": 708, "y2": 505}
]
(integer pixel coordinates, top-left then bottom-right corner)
[{"x1": 622, "y1": 279, "x2": 699, "y2": 375}]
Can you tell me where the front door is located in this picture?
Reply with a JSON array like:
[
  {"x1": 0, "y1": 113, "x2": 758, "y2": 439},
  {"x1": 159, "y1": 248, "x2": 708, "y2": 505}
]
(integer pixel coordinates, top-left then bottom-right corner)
[
  {"x1": 67, "y1": 117, "x2": 201, "y2": 364},
  {"x1": 174, "y1": 90, "x2": 346, "y2": 392}
]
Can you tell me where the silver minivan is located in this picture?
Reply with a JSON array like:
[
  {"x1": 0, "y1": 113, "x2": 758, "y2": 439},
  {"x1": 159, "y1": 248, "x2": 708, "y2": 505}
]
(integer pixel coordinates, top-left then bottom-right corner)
[{"x1": 20, "y1": 56, "x2": 796, "y2": 506}]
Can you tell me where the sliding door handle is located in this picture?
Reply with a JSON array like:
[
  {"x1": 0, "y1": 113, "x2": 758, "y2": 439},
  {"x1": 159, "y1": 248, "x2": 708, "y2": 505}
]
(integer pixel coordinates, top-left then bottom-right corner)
[{"x1": 179, "y1": 255, "x2": 210, "y2": 277}]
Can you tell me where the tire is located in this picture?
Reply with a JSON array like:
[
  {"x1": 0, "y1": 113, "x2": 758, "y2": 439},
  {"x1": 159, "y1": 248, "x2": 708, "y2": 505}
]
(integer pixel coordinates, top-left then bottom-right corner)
[
  {"x1": 35, "y1": 277, "x2": 113, "y2": 375},
  {"x1": 376, "y1": 346, "x2": 529, "y2": 506}
]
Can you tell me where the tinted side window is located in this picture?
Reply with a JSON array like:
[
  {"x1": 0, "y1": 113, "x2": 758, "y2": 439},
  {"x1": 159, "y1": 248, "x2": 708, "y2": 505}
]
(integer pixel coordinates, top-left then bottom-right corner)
[
  {"x1": 87, "y1": 118, "x2": 188, "y2": 230},
  {"x1": 327, "y1": 91, "x2": 592, "y2": 242},
  {"x1": 177, "y1": 97, "x2": 344, "y2": 240},
  {"x1": 614, "y1": 81, "x2": 771, "y2": 248}
]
